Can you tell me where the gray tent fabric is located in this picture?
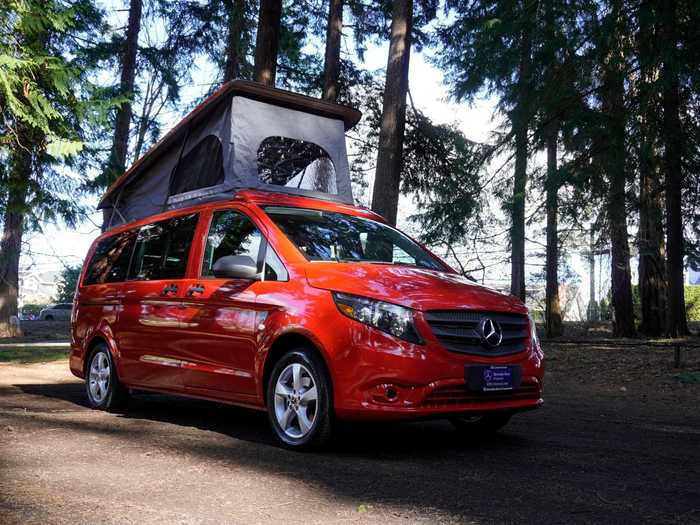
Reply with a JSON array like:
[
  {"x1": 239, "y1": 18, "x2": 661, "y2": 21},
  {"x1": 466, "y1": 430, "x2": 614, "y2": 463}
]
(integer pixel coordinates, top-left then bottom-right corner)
[{"x1": 100, "y1": 82, "x2": 360, "y2": 230}]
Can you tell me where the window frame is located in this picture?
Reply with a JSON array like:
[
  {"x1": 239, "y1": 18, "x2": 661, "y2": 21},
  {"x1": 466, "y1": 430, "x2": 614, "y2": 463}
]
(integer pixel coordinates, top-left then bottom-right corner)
[{"x1": 197, "y1": 204, "x2": 288, "y2": 282}]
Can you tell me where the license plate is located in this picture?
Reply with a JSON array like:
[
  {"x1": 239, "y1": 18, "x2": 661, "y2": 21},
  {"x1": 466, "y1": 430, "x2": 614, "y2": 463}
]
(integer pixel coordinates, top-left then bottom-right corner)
[{"x1": 465, "y1": 365, "x2": 522, "y2": 392}]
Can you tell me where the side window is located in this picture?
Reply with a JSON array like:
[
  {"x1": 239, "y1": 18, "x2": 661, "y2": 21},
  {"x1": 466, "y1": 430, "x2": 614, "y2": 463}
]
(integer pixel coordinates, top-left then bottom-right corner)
[
  {"x1": 264, "y1": 247, "x2": 288, "y2": 282},
  {"x1": 202, "y1": 210, "x2": 262, "y2": 277},
  {"x1": 128, "y1": 213, "x2": 198, "y2": 281},
  {"x1": 84, "y1": 229, "x2": 138, "y2": 285},
  {"x1": 169, "y1": 135, "x2": 225, "y2": 196}
]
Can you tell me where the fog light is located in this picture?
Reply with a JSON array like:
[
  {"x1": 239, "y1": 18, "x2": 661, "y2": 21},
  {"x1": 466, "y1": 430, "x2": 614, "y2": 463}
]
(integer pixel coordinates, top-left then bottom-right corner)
[{"x1": 385, "y1": 386, "x2": 397, "y2": 400}]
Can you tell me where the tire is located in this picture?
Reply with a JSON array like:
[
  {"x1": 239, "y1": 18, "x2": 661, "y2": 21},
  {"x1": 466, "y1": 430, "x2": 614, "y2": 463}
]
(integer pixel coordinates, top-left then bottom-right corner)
[
  {"x1": 85, "y1": 344, "x2": 129, "y2": 411},
  {"x1": 44, "y1": 315, "x2": 54, "y2": 321},
  {"x1": 266, "y1": 348, "x2": 333, "y2": 450},
  {"x1": 449, "y1": 412, "x2": 512, "y2": 435}
]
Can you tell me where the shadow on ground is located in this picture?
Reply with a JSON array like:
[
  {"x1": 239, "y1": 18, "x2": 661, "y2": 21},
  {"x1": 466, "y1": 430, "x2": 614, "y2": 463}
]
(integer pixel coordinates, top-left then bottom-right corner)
[{"x1": 9, "y1": 380, "x2": 700, "y2": 523}]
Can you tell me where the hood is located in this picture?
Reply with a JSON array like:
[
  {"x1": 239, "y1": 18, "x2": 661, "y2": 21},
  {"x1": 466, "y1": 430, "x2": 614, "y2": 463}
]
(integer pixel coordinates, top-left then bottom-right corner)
[{"x1": 304, "y1": 262, "x2": 527, "y2": 313}]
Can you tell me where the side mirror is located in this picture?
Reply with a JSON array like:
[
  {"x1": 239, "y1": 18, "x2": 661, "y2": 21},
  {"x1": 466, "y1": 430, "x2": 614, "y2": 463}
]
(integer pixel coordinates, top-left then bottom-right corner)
[{"x1": 212, "y1": 255, "x2": 259, "y2": 280}]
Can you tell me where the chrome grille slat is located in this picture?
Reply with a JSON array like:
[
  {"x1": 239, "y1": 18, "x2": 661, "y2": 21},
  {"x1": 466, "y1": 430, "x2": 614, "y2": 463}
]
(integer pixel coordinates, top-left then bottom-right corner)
[{"x1": 425, "y1": 310, "x2": 529, "y2": 356}]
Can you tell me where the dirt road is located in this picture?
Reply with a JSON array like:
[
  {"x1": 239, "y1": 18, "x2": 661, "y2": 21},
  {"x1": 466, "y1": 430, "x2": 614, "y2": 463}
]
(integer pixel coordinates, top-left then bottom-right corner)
[{"x1": 1, "y1": 345, "x2": 699, "y2": 524}]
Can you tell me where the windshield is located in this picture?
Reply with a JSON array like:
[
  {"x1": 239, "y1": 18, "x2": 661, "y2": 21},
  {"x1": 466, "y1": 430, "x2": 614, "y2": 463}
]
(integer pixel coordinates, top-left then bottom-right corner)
[{"x1": 263, "y1": 206, "x2": 446, "y2": 270}]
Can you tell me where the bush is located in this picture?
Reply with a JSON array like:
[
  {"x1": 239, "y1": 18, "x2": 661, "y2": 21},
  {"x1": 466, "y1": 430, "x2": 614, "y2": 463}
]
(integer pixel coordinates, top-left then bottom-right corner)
[
  {"x1": 686, "y1": 285, "x2": 700, "y2": 321},
  {"x1": 632, "y1": 285, "x2": 700, "y2": 322}
]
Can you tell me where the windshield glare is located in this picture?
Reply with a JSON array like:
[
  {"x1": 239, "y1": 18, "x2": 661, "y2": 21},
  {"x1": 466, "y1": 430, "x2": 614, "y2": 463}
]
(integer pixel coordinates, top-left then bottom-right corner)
[{"x1": 263, "y1": 206, "x2": 445, "y2": 270}]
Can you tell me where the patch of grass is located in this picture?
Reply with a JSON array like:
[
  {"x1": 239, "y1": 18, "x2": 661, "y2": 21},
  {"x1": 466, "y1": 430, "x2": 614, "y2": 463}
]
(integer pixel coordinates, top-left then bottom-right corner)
[{"x1": 0, "y1": 347, "x2": 69, "y2": 363}]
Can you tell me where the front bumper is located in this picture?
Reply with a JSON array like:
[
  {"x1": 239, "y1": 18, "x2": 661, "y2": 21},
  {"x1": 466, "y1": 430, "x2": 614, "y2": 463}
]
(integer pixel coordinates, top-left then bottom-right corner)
[{"x1": 328, "y1": 313, "x2": 544, "y2": 421}]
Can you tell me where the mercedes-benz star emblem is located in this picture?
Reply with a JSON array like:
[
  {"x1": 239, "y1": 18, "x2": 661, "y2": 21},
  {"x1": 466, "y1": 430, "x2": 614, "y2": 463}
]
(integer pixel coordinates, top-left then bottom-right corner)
[{"x1": 480, "y1": 318, "x2": 503, "y2": 347}]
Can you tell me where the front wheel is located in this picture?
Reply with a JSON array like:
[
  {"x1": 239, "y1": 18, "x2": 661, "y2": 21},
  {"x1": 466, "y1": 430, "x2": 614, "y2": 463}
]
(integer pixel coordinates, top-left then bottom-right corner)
[
  {"x1": 85, "y1": 344, "x2": 129, "y2": 411},
  {"x1": 266, "y1": 349, "x2": 333, "y2": 449},
  {"x1": 449, "y1": 412, "x2": 512, "y2": 435}
]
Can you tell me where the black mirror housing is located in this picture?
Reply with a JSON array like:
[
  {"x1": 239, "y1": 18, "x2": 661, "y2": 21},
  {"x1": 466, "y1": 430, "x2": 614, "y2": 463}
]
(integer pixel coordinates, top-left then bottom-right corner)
[{"x1": 212, "y1": 255, "x2": 259, "y2": 280}]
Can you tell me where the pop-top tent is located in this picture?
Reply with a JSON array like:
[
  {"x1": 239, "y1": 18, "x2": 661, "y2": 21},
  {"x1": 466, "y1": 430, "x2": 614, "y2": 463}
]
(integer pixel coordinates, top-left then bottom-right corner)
[{"x1": 98, "y1": 80, "x2": 362, "y2": 230}]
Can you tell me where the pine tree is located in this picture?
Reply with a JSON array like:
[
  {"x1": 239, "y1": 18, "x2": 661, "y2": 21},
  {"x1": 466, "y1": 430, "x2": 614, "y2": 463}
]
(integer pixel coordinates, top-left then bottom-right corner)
[
  {"x1": 322, "y1": 0, "x2": 344, "y2": 101},
  {"x1": 0, "y1": 0, "x2": 110, "y2": 336},
  {"x1": 371, "y1": 0, "x2": 413, "y2": 226},
  {"x1": 254, "y1": 0, "x2": 283, "y2": 86},
  {"x1": 106, "y1": 0, "x2": 143, "y2": 184}
]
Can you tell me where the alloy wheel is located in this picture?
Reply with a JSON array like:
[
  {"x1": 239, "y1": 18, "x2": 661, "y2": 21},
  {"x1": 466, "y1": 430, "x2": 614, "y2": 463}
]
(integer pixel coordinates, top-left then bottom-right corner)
[
  {"x1": 88, "y1": 351, "x2": 111, "y2": 404},
  {"x1": 273, "y1": 363, "x2": 318, "y2": 439}
]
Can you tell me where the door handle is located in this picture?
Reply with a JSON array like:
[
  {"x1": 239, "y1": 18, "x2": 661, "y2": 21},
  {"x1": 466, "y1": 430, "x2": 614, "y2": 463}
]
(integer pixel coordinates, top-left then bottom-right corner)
[
  {"x1": 161, "y1": 284, "x2": 178, "y2": 296},
  {"x1": 187, "y1": 284, "x2": 205, "y2": 297}
]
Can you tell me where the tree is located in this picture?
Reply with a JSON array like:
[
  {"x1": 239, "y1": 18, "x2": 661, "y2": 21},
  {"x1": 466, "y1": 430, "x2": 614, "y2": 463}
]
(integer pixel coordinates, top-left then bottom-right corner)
[
  {"x1": 322, "y1": 0, "x2": 344, "y2": 101},
  {"x1": 600, "y1": 0, "x2": 635, "y2": 336},
  {"x1": 636, "y1": 0, "x2": 666, "y2": 336},
  {"x1": 105, "y1": 0, "x2": 143, "y2": 184},
  {"x1": 433, "y1": 0, "x2": 539, "y2": 300},
  {"x1": 55, "y1": 265, "x2": 82, "y2": 303},
  {"x1": 0, "y1": 0, "x2": 108, "y2": 337},
  {"x1": 223, "y1": 0, "x2": 246, "y2": 81},
  {"x1": 659, "y1": 0, "x2": 689, "y2": 336},
  {"x1": 371, "y1": 0, "x2": 413, "y2": 226},
  {"x1": 254, "y1": 0, "x2": 283, "y2": 86}
]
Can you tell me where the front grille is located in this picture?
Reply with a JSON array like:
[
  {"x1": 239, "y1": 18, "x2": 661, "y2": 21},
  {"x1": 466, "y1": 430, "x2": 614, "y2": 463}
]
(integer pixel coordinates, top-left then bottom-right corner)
[
  {"x1": 424, "y1": 310, "x2": 529, "y2": 356},
  {"x1": 422, "y1": 379, "x2": 541, "y2": 408}
]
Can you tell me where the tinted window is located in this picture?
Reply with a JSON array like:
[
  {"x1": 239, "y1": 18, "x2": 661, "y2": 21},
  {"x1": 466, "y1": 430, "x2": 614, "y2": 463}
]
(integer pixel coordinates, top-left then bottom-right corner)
[
  {"x1": 57, "y1": 304, "x2": 73, "y2": 310},
  {"x1": 128, "y1": 214, "x2": 198, "y2": 280},
  {"x1": 257, "y1": 136, "x2": 337, "y2": 194},
  {"x1": 84, "y1": 230, "x2": 138, "y2": 285},
  {"x1": 169, "y1": 135, "x2": 225, "y2": 196},
  {"x1": 202, "y1": 210, "x2": 262, "y2": 277},
  {"x1": 263, "y1": 206, "x2": 444, "y2": 270}
]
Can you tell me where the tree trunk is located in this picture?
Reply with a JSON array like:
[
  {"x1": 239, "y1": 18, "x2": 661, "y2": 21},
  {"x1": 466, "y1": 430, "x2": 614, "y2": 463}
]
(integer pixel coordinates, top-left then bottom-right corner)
[
  {"x1": 371, "y1": 0, "x2": 413, "y2": 227},
  {"x1": 602, "y1": 0, "x2": 635, "y2": 337},
  {"x1": 637, "y1": 0, "x2": 666, "y2": 336},
  {"x1": 108, "y1": 0, "x2": 142, "y2": 181},
  {"x1": 659, "y1": 0, "x2": 688, "y2": 337},
  {"x1": 0, "y1": 149, "x2": 31, "y2": 338},
  {"x1": 543, "y1": 0, "x2": 561, "y2": 336},
  {"x1": 587, "y1": 228, "x2": 597, "y2": 321},
  {"x1": 322, "y1": 0, "x2": 343, "y2": 101},
  {"x1": 545, "y1": 123, "x2": 562, "y2": 337},
  {"x1": 509, "y1": 0, "x2": 536, "y2": 301},
  {"x1": 223, "y1": 0, "x2": 246, "y2": 82},
  {"x1": 254, "y1": 0, "x2": 282, "y2": 86}
]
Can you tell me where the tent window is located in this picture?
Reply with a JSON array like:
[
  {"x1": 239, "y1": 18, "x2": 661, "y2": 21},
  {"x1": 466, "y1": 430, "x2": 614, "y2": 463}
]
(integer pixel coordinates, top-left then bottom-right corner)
[
  {"x1": 169, "y1": 135, "x2": 225, "y2": 196},
  {"x1": 257, "y1": 136, "x2": 337, "y2": 194}
]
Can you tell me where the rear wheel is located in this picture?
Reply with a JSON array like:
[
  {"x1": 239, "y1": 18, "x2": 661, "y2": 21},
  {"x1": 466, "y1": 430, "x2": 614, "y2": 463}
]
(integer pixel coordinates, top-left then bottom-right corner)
[
  {"x1": 449, "y1": 412, "x2": 512, "y2": 435},
  {"x1": 266, "y1": 349, "x2": 333, "y2": 449},
  {"x1": 44, "y1": 315, "x2": 54, "y2": 321},
  {"x1": 85, "y1": 344, "x2": 129, "y2": 411}
]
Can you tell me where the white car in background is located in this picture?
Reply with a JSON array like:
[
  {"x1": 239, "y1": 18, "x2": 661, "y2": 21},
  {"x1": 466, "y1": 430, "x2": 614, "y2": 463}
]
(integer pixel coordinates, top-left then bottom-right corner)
[{"x1": 39, "y1": 303, "x2": 73, "y2": 321}]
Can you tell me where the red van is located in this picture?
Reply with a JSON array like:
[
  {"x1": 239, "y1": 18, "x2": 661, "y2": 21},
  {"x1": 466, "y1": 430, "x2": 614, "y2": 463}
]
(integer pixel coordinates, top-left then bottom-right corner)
[{"x1": 70, "y1": 82, "x2": 543, "y2": 448}]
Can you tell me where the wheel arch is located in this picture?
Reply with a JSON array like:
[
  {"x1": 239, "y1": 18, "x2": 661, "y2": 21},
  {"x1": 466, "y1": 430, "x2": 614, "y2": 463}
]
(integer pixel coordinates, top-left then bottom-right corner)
[
  {"x1": 261, "y1": 331, "x2": 334, "y2": 408},
  {"x1": 83, "y1": 333, "x2": 119, "y2": 377}
]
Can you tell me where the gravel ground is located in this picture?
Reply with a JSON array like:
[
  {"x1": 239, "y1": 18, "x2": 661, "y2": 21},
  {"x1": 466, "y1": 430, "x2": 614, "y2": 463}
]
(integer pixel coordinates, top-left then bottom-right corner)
[{"x1": 1, "y1": 344, "x2": 699, "y2": 524}]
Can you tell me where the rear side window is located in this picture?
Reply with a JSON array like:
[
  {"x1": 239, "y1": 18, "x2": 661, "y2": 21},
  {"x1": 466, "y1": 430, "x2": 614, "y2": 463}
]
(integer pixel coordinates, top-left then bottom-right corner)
[
  {"x1": 202, "y1": 210, "x2": 262, "y2": 277},
  {"x1": 84, "y1": 230, "x2": 138, "y2": 285},
  {"x1": 129, "y1": 213, "x2": 199, "y2": 280}
]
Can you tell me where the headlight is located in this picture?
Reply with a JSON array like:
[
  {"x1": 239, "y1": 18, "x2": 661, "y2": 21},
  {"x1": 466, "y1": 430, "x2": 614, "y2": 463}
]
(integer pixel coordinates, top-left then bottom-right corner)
[
  {"x1": 528, "y1": 312, "x2": 540, "y2": 348},
  {"x1": 332, "y1": 292, "x2": 422, "y2": 344}
]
